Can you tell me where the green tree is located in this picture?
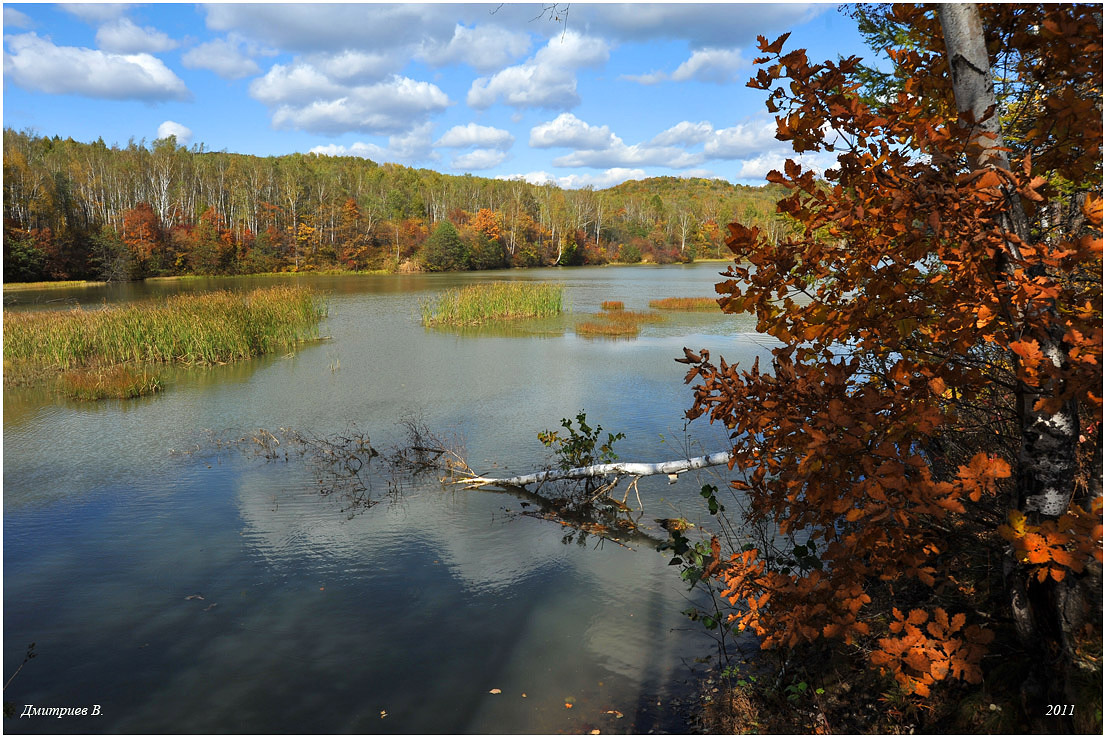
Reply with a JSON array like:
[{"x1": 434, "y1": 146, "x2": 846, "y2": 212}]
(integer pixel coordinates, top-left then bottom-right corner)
[{"x1": 421, "y1": 221, "x2": 468, "y2": 272}]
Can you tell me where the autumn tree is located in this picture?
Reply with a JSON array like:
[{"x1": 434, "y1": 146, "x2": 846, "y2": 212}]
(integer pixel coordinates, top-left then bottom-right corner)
[{"x1": 680, "y1": 4, "x2": 1101, "y2": 726}]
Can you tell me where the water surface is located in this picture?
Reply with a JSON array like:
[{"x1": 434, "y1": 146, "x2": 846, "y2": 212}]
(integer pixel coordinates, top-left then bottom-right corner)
[{"x1": 4, "y1": 263, "x2": 773, "y2": 733}]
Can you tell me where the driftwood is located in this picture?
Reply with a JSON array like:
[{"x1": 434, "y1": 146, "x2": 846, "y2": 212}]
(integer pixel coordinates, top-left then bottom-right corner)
[{"x1": 455, "y1": 451, "x2": 733, "y2": 490}]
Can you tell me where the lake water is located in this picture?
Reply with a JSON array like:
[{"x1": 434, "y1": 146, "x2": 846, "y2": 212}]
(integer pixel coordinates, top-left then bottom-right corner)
[{"x1": 3, "y1": 263, "x2": 776, "y2": 734}]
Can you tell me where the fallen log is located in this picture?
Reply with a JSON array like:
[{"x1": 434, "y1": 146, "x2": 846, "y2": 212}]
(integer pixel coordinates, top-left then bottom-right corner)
[{"x1": 456, "y1": 451, "x2": 733, "y2": 489}]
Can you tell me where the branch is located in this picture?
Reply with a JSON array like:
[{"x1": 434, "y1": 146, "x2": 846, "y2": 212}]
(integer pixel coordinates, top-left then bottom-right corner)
[{"x1": 456, "y1": 451, "x2": 734, "y2": 489}]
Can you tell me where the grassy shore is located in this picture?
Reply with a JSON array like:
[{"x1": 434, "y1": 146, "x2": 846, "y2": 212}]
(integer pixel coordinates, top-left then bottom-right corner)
[
  {"x1": 4, "y1": 285, "x2": 326, "y2": 377},
  {"x1": 421, "y1": 281, "x2": 563, "y2": 326},
  {"x1": 3, "y1": 280, "x2": 107, "y2": 291}
]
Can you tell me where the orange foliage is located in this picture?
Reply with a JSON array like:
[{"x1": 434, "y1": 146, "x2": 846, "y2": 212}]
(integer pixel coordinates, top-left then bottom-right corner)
[{"x1": 681, "y1": 4, "x2": 1102, "y2": 702}]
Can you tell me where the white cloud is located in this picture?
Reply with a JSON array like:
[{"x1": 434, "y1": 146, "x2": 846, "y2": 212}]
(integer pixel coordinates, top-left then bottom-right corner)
[
  {"x1": 96, "y1": 18, "x2": 179, "y2": 54},
  {"x1": 530, "y1": 113, "x2": 617, "y2": 150},
  {"x1": 499, "y1": 168, "x2": 647, "y2": 190},
  {"x1": 157, "y1": 121, "x2": 193, "y2": 146},
  {"x1": 580, "y1": 4, "x2": 825, "y2": 48},
  {"x1": 182, "y1": 37, "x2": 260, "y2": 80},
  {"x1": 306, "y1": 50, "x2": 397, "y2": 84},
  {"x1": 451, "y1": 149, "x2": 509, "y2": 170},
  {"x1": 267, "y1": 76, "x2": 450, "y2": 136},
  {"x1": 419, "y1": 23, "x2": 531, "y2": 72},
  {"x1": 3, "y1": 32, "x2": 190, "y2": 102},
  {"x1": 58, "y1": 3, "x2": 132, "y2": 23},
  {"x1": 531, "y1": 114, "x2": 705, "y2": 170},
  {"x1": 468, "y1": 30, "x2": 609, "y2": 110},
  {"x1": 249, "y1": 63, "x2": 344, "y2": 106},
  {"x1": 203, "y1": 4, "x2": 454, "y2": 54},
  {"x1": 625, "y1": 47, "x2": 745, "y2": 86},
  {"x1": 703, "y1": 119, "x2": 779, "y2": 159},
  {"x1": 649, "y1": 121, "x2": 715, "y2": 147},
  {"x1": 435, "y1": 123, "x2": 513, "y2": 150},
  {"x1": 309, "y1": 123, "x2": 437, "y2": 163},
  {"x1": 3, "y1": 8, "x2": 33, "y2": 28},
  {"x1": 671, "y1": 48, "x2": 745, "y2": 83}
]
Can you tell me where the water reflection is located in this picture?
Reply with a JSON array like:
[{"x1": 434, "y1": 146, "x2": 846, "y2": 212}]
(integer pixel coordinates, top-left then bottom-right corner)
[{"x1": 4, "y1": 263, "x2": 765, "y2": 734}]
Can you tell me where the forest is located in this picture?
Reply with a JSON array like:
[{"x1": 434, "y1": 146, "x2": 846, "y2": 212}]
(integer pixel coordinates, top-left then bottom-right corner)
[{"x1": 2, "y1": 127, "x2": 793, "y2": 282}]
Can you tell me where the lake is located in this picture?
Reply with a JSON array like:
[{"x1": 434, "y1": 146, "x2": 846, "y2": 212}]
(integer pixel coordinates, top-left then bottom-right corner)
[{"x1": 3, "y1": 263, "x2": 776, "y2": 734}]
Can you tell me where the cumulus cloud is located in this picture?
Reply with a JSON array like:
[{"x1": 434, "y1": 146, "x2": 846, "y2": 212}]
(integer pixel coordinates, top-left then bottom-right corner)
[
  {"x1": 182, "y1": 37, "x2": 260, "y2": 79},
  {"x1": 249, "y1": 56, "x2": 451, "y2": 136},
  {"x1": 157, "y1": 120, "x2": 193, "y2": 146},
  {"x1": 502, "y1": 168, "x2": 647, "y2": 190},
  {"x1": 96, "y1": 17, "x2": 179, "y2": 54},
  {"x1": 3, "y1": 7, "x2": 33, "y2": 28},
  {"x1": 306, "y1": 50, "x2": 397, "y2": 84},
  {"x1": 468, "y1": 30, "x2": 609, "y2": 110},
  {"x1": 625, "y1": 47, "x2": 745, "y2": 86},
  {"x1": 649, "y1": 120, "x2": 715, "y2": 147},
  {"x1": 702, "y1": 119, "x2": 779, "y2": 159},
  {"x1": 451, "y1": 149, "x2": 510, "y2": 170},
  {"x1": 58, "y1": 3, "x2": 132, "y2": 23},
  {"x1": 309, "y1": 123, "x2": 437, "y2": 163},
  {"x1": 435, "y1": 123, "x2": 513, "y2": 150},
  {"x1": 269, "y1": 77, "x2": 450, "y2": 136},
  {"x1": 530, "y1": 113, "x2": 617, "y2": 150},
  {"x1": 419, "y1": 23, "x2": 531, "y2": 72},
  {"x1": 3, "y1": 32, "x2": 190, "y2": 102},
  {"x1": 530, "y1": 113, "x2": 704, "y2": 170}
]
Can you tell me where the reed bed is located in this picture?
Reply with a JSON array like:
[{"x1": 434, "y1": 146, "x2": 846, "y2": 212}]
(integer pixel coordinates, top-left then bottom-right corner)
[
  {"x1": 575, "y1": 320, "x2": 640, "y2": 338},
  {"x1": 648, "y1": 296, "x2": 721, "y2": 311},
  {"x1": 575, "y1": 308, "x2": 663, "y2": 339},
  {"x1": 421, "y1": 281, "x2": 563, "y2": 326},
  {"x1": 57, "y1": 365, "x2": 163, "y2": 401},
  {"x1": 3, "y1": 285, "x2": 326, "y2": 370},
  {"x1": 599, "y1": 300, "x2": 624, "y2": 311}
]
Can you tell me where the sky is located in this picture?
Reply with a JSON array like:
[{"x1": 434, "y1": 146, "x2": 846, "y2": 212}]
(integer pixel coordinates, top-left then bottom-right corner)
[{"x1": 2, "y1": 2, "x2": 872, "y2": 189}]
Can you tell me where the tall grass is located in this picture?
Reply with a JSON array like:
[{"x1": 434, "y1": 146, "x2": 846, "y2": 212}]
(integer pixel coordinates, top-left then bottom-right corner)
[
  {"x1": 648, "y1": 296, "x2": 721, "y2": 311},
  {"x1": 57, "y1": 365, "x2": 163, "y2": 401},
  {"x1": 575, "y1": 309, "x2": 664, "y2": 339},
  {"x1": 3, "y1": 285, "x2": 326, "y2": 370},
  {"x1": 421, "y1": 281, "x2": 563, "y2": 326}
]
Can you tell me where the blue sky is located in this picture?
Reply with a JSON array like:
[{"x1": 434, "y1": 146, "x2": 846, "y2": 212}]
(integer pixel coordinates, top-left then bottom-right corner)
[{"x1": 3, "y1": 3, "x2": 871, "y2": 188}]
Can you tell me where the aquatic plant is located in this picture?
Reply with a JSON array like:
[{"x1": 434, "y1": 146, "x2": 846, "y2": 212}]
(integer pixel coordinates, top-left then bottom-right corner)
[
  {"x1": 575, "y1": 320, "x2": 639, "y2": 338},
  {"x1": 420, "y1": 281, "x2": 563, "y2": 326},
  {"x1": 3, "y1": 285, "x2": 326, "y2": 370},
  {"x1": 648, "y1": 297, "x2": 720, "y2": 311},
  {"x1": 57, "y1": 364, "x2": 163, "y2": 401},
  {"x1": 600, "y1": 300, "x2": 624, "y2": 311}
]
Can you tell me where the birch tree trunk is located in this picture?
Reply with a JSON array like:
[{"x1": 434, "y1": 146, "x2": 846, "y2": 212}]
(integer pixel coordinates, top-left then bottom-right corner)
[{"x1": 938, "y1": 2, "x2": 1085, "y2": 713}]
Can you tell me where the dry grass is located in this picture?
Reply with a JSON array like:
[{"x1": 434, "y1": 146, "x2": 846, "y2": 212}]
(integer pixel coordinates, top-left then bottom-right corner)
[
  {"x1": 57, "y1": 364, "x2": 163, "y2": 401},
  {"x1": 648, "y1": 296, "x2": 720, "y2": 311}
]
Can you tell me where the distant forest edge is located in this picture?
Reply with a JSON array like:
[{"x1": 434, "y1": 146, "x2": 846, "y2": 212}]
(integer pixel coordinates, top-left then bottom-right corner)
[{"x1": 2, "y1": 129, "x2": 800, "y2": 282}]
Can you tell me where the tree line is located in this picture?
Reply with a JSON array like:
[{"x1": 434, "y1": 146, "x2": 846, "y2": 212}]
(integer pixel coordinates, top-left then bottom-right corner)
[{"x1": 3, "y1": 127, "x2": 794, "y2": 282}]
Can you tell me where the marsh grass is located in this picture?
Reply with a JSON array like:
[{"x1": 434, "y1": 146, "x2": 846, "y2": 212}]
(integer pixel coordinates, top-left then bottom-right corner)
[
  {"x1": 57, "y1": 364, "x2": 163, "y2": 401},
  {"x1": 3, "y1": 280, "x2": 107, "y2": 292},
  {"x1": 648, "y1": 296, "x2": 721, "y2": 311},
  {"x1": 600, "y1": 300, "x2": 624, "y2": 311},
  {"x1": 4, "y1": 285, "x2": 326, "y2": 372},
  {"x1": 575, "y1": 309, "x2": 664, "y2": 339},
  {"x1": 421, "y1": 281, "x2": 563, "y2": 326}
]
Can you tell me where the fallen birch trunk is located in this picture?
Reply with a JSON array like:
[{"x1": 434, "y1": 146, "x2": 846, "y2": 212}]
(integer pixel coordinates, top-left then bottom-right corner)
[{"x1": 457, "y1": 451, "x2": 733, "y2": 489}]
